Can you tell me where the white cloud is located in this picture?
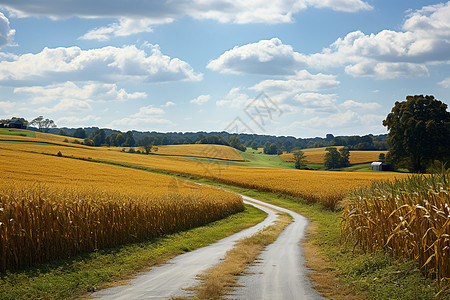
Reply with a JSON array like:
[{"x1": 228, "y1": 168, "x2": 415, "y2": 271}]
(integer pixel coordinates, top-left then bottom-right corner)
[
  {"x1": 306, "y1": 2, "x2": 450, "y2": 78},
  {"x1": 207, "y1": 38, "x2": 307, "y2": 75},
  {"x1": 0, "y1": 12, "x2": 15, "y2": 47},
  {"x1": 340, "y1": 100, "x2": 380, "y2": 110},
  {"x1": 190, "y1": 94, "x2": 210, "y2": 105},
  {"x1": 40, "y1": 99, "x2": 92, "y2": 114},
  {"x1": 79, "y1": 17, "x2": 174, "y2": 41},
  {"x1": 56, "y1": 115, "x2": 100, "y2": 127},
  {"x1": 251, "y1": 70, "x2": 339, "y2": 93},
  {"x1": 1, "y1": 1, "x2": 372, "y2": 26},
  {"x1": 216, "y1": 87, "x2": 251, "y2": 108},
  {"x1": 306, "y1": 0, "x2": 372, "y2": 12},
  {"x1": 163, "y1": 101, "x2": 176, "y2": 107},
  {"x1": 14, "y1": 81, "x2": 147, "y2": 104},
  {"x1": 293, "y1": 93, "x2": 337, "y2": 112},
  {"x1": 131, "y1": 105, "x2": 165, "y2": 118},
  {"x1": 438, "y1": 77, "x2": 450, "y2": 88},
  {"x1": 0, "y1": 44, "x2": 202, "y2": 85},
  {"x1": 345, "y1": 61, "x2": 429, "y2": 78}
]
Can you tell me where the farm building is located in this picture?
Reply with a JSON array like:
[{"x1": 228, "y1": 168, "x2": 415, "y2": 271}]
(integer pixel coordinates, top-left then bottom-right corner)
[
  {"x1": 371, "y1": 162, "x2": 392, "y2": 171},
  {"x1": 6, "y1": 120, "x2": 25, "y2": 129}
]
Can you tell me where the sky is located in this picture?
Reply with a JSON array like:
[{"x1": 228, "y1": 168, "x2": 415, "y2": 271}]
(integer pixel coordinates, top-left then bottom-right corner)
[{"x1": 0, "y1": 0, "x2": 449, "y2": 138}]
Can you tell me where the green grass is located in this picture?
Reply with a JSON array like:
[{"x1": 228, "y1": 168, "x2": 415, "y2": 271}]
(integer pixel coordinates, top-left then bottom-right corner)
[
  {"x1": 0, "y1": 204, "x2": 266, "y2": 300},
  {"x1": 0, "y1": 128, "x2": 36, "y2": 138}
]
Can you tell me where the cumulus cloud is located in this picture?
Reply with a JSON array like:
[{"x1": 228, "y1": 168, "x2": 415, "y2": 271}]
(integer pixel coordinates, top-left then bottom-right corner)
[
  {"x1": 131, "y1": 105, "x2": 165, "y2": 117},
  {"x1": 14, "y1": 81, "x2": 147, "y2": 104},
  {"x1": 251, "y1": 70, "x2": 339, "y2": 93},
  {"x1": 306, "y1": 2, "x2": 450, "y2": 78},
  {"x1": 306, "y1": 0, "x2": 372, "y2": 12},
  {"x1": 190, "y1": 94, "x2": 210, "y2": 105},
  {"x1": 40, "y1": 99, "x2": 92, "y2": 114},
  {"x1": 340, "y1": 99, "x2": 380, "y2": 110},
  {"x1": 216, "y1": 87, "x2": 251, "y2": 108},
  {"x1": 0, "y1": 44, "x2": 202, "y2": 85},
  {"x1": 293, "y1": 93, "x2": 337, "y2": 113},
  {"x1": 163, "y1": 101, "x2": 176, "y2": 107},
  {"x1": 79, "y1": 17, "x2": 174, "y2": 41},
  {"x1": 207, "y1": 38, "x2": 307, "y2": 75},
  {"x1": 0, "y1": 12, "x2": 15, "y2": 47},
  {"x1": 438, "y1": 77, "x2": 450, "y2": 88}
]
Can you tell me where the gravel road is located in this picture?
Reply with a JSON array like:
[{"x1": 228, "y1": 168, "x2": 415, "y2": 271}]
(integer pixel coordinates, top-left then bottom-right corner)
[
  {"x1": 91, "y1": 198, "x2": 277, "y2": 299},
  {"x1": 91, "y1": 194, "x2": 324, "y2": 299},
  {"x1": 229, "y1": 196, "x2": 325, "y2": 300}
]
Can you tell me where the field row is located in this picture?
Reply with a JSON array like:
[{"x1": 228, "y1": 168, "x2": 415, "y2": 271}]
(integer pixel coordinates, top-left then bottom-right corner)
[
  {"x1": 340, "y1": 171, "x2": 450, "y2": 282},
  {"x1": 0, "y1": 143, "x2": 406, "y2": 210},
  {"x1": 0, "y1": 148, "x2": 244, "y2": 272}
]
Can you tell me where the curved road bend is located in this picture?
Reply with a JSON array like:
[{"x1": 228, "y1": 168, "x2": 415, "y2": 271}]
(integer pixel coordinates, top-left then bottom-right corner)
[
  {"x1": 91, "y1": 199, "x2": 277, "y2": 299},
  {"x1": 92, "y1": 195, "x2": 325, "y2": 300},
  {"x1": 229, "y1": 196, "x2": 326, "y2": 300}
]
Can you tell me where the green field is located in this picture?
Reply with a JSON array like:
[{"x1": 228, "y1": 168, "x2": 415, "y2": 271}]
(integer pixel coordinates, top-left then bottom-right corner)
[{"x1": 0, "y1": 128, "x2": 36, "y2": 137}]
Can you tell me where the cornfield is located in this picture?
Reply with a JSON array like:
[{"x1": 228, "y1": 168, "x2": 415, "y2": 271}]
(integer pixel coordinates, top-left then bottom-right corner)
[
  {"x1": 146, "y1": 144, "x2": 244, "y2": 161},
  {"x1": 0, "y1": 142, "x2": 406, "y2": 210},
  {"x1": 281, "y1": 150, "x2": 387, "y2": 164},
  {"x1": 340, "y1": 169, "x2": 450, "y2": 284},
  {"x1": 0, "y1": 148, "x2": 244, "y2": 272}
]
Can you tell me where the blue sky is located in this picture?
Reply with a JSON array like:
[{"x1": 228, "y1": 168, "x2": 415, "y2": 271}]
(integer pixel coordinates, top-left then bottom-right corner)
[{"x1": 0, "y1": 0, "x2": 449, "y2": 138}]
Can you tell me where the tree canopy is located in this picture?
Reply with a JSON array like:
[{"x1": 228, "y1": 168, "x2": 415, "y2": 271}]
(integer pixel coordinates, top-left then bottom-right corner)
[
  {"x1": 383, "y1": 95, "x2": 450, "y2": 173},
  {"x1": 30, "y1": 116, "x2": 56, "y2": 133},
  {"x1": 324, "y1": 147, "x2": 350, "y2": 169}
]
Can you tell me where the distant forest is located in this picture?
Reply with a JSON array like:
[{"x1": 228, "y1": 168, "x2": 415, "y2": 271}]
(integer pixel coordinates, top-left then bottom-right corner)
[{"x1": 47, "y1": 127, "x2": 389, "y2": 152}]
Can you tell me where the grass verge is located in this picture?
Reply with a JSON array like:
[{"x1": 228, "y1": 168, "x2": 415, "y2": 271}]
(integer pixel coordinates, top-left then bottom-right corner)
[
  {"x1": 0, "y1": 204, "x2": 266, "y2": 300},
  {"x1": 175, "y1": 214, "x2": 292, "y2": 300}
]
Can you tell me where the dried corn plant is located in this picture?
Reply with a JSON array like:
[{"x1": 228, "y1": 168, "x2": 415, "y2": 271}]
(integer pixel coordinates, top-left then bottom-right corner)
[{"x1": 340, "y1": 168, "x2": 450, "y2": 288}]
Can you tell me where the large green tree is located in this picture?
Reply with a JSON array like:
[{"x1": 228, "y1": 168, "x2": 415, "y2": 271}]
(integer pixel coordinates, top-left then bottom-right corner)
[{"x1": 383, "y1": 95, "x2": 450, "y2": 173}]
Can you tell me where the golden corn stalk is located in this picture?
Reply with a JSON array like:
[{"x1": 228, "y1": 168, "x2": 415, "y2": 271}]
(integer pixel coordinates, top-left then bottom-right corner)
[
  {"x1": 0, "y1": 142, "x2": 406, "y2": 210},
  {"x1": 340, "y1": 169, "x2": 450, "y2": 283}
]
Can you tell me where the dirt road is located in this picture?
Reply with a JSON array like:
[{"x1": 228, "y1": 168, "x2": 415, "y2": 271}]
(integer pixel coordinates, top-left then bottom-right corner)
[{"x1": 92, "y1": 195, "x2": 324, "y2": 299}]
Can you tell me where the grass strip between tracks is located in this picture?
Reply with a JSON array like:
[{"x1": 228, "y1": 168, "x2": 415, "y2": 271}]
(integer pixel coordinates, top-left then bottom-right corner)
[
  {"x1": 0, "y1": 205, "x2": 266, "y2": 300},
  {"x1": 174, "y1": 213, "x2": 292, "y2": 300}
]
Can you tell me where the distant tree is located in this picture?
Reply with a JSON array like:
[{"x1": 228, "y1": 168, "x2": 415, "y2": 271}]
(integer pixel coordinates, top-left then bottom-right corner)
[
  {"x1": 228, "y1": 136, "x2": 246, "y2": 152},
  {"x1": 325, "y1": 134, "x2": 334, "y2": 142},
  {"x1": 58, "y1": 128, "x2": 66, "y2": 136},
  {"x1": 264, "y1": 143, "x2": 278, "y2": 155},
  {"x1": 92, "y1": 129, "x2": 106, "y2": 146},
  {"x1": 139, "y1": 136, "x2": 157, "y2": 154},
  {"x1": 72, "y1": 128, "x2": 87, "y2": 139},
  {"x1": 378, "y1": 153, "x2": 386, "y2": 162},
  {"x1": 339, "y1": 147, "x2": 350, "y2": 167},
  {"x1": 160, "y1": 136, "x2": 169, "y2": 145},
  {"x1": 331, "y1": 136, "x2": 347, "y2": 146},
  {"x1": 30, "y1": 116, "x2": 56, "y2": 132},
  {"x1": 324, "y1": 147, "x2": 342, "y2": 169},
  {"x1": 123, "y1": 131, "x2": 135, "y2": 147},
  {"x1": 251, "y1": 141, "x2": 259, "y2": 150},
  {"x1": 383, "y1": 95, "x2": 450, "y2": 173},
  {"x1": 116, "y1": 133, "x2": 125, "y2": 146},
  {"x1": 293, "y1": 150, "x2": 307, "y2": 169},
  {"x1": 83, "y1": 138, "x2": 94, "y2": 146}
]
